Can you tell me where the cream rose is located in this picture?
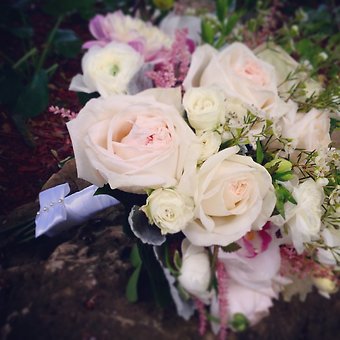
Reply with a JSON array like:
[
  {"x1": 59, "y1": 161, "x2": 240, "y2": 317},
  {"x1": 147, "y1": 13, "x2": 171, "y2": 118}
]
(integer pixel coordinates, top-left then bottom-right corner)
[
  {"x1": 183, "y1": 86, "x2": 226, "y2": 131},
  {"x1": 178, "y1": 239, "x2": 211, "y2": 300},
  {"x1": 67, "y1": 88, "x2": 200, "y2": 193},
  {"x1": 183, "y1": 146, "x2": 276, "y2": 246},
  {"x1": 276, "y1": 107, "x2": 331, "y2": 152},
  {"x1": 255, "y1": 43, "x2": 323, "y2": 100},
  {"x1": 141, "y1": 188, "x2": 194, "y2": 234},
  {"x1": 69, "y1": 42, "x2": 144, "y2": 97},
  {"x1": 183, "y1": 42, "x2": 280, "y2": 118}
]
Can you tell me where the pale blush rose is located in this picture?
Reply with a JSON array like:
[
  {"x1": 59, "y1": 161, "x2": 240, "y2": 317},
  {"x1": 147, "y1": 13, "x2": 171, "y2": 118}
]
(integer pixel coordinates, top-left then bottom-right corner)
[
  {"x1": 141, "y1": 188, "x2": 194, "y2": 235},
  {"x1": 197, "y1": 131, "x2": 221, "y2": 163},
  {"x1": 255, "y1": 42, "x2": 322, "y2": 100},
  {"x1": 83, "y1": 11, "x2": 172, "y2": 62},
  {"x1": 183, "y1": 42, "x2": 280, "y2": 118},
  {"x1": 183, "y1": 146, "x2": 276, "y2": 247},
  {"x1": 183, "y1": 86, "x2": 226, "y2": 131},
  {"x1": 178, "y1": 239, "x2": 211, "y2": 301},
  {"x1": 276, "y1": 107, "x2": 331, "y2": 152},
  {"x1": 69, "y1": 42, "x2": 143, "y2": 97},
  {"x1": 67, "y1": 88, "x2": 200, "y2": 193},
  {"x1": 210, "y1": 237, "x2": 281, "y2": 331},
  {"x1": 210, "y1": 283, "x2": 275, "y2": 332}
]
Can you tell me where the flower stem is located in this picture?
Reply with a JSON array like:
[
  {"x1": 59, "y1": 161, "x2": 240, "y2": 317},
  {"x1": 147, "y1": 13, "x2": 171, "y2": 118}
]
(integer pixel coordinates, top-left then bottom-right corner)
[
  {"x1": 36, "y1": 15, "x2": 63, "y2": 72},
  {"x1": 13, "y1": 48, "x2": 37, "y2": 70}
]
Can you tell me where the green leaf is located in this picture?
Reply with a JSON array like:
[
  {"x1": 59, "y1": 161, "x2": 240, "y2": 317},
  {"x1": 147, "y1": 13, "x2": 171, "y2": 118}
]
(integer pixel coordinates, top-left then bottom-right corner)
[
  {"x1": 256, "y1": 140, "x2": 264, "y2": 164},
  {"x1": 14, "y1": 69, "x2": 49, "y2": 119},
  {"x1": 130, "y1": 244, "x2": 142, "y2": 267},
  {"x1": 221, "y1": 242, "x2": 241, "y2": 253},
  {"x1": 137, "y1": 242, "x2": 172, "y2": 307},
  {"x1": 222, "y1": 12, "x2": 239, "y2": 36},
  {"x1": 43, "y1": 0, "x2": 96, "y2": 18},
  {"x1": 9, "y1": 26, "x2": 33, "y2": 39},
  {"x1": 0, "y1": 65, "x2": 24, "y2": 108},
  {"x1": 53, "y1": 29, "x2": 81, "y2": 58},
  {"x1": 201, "y1": 19, "x2": 215, "y2": 45},
  {"x1": 126, "y1": 265, "x2": 142, "y2": 303},
  {"x1": 173, "y1": 250, "x2": 182, "y2": 271},
  {"x1": 216, "y1": 0, "x2": 227, "y2": 22},
  {"x1": 77, "y1": 91, "x2": 100, "y2": 106}
]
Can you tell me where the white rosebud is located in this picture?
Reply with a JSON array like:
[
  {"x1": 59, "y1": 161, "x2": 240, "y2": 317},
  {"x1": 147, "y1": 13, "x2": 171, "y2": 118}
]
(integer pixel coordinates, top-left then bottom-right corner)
[
  {"x1": 318, "y1": 52, "x2": 328, "y2": 62},
  {"x1": 178, "y1": 239, "x2": 211, "y2": 300},
  {"x1": 69, "y1": 42, "x2": 144, "y2": 97},
  {"x1": 197, "y1": 131, "x2": 222, "y2": 163},
  {"x1": 183, "y1": 87, "x2": 226, "y2": 131},
  {"x1": 142, "y1": 188, "x2": 194, "y2": 235}
]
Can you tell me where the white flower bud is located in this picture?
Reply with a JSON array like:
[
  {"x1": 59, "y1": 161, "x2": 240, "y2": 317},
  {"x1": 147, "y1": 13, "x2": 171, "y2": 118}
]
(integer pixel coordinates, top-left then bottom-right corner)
[
  {"x1": 142, "y1": 188, "x2": 194, "y2": 235},
  {"x1": 197, "y1": 131, "x2": 222, "y2": 163},
  {"x1": 183, "y1": 87, "x2": 226, "y2": 131},
  {"x1": 178, "y1": 239, "x2": 211, "y2": 299}
]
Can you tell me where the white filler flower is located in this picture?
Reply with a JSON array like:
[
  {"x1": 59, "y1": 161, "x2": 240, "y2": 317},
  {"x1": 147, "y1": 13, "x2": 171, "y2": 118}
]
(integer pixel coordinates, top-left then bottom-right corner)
[{"x1": 69, "y1": 42, "x2": 143, "y2": 97}]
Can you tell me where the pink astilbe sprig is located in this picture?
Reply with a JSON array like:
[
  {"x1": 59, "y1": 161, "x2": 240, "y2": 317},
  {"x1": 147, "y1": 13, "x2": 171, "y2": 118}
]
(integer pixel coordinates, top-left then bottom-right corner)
[
  {"x1": 49, "y1": 106, "x2": 78, "y2": 121},
  {"x1": 146, "y1": 28, "x2": 192, "y2": 88},
  {"x1": 194, "y1": 298, "x2": 208, "y2": 336},
  {"x1": 280, "y1": 245, "x2": 336, "y2": 281},
  {"x1": 216, "y1": 260, "x2": 229, "y2": 340}
]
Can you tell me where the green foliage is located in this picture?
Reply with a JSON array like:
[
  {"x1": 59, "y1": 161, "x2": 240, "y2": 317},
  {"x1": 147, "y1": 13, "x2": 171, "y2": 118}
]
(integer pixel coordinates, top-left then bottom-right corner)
[
  {"x1": 274, "y1": 183, "x2": 297, "y2": 218},
  {"x1": 53, "y1": 29, "x2": 82, "y2": 58},
  {"x1": 221, "y1": 242, "x2": 241, "y2": 253},
  {"x1": 126, "y1": 244, "x2": 142, "y2": 302},
  {"x1": 14, "y1": 70, "x2": 49, "y2": 119}
]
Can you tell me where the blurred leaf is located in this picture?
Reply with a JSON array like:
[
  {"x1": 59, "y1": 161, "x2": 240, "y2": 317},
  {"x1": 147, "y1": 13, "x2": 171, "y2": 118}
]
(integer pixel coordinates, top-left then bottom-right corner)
[
  {"x1": 14, "y1": 69, "x2": 49, "y2": 119},
  {"x1": 0, "y1": 65, "x2": 25, "y2": 107},
  {"x1": 43, "y1": 0, "x2": 96, "y2": 18},
  {"x1": 201, "y1": 19, "x2": 215, "y2": 45},
  {"x1": 9, "y1": 26, "x2": 33, "y2": 39},
  {"x1": 53, "y1": 29, "x2": 81, "y2": 58},
  {"x1": 130, "y1": 244, "x2": 142, "y2": 267},
  {"x1": 223, "y1": 12, "x2": 239, "y2": 36},
  {"x1": 216, "y1": 0, "x2": 227, "y2": 22}
]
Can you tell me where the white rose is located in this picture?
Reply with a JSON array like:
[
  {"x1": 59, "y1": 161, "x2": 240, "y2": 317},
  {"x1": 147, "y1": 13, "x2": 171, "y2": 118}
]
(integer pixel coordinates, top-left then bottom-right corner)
[
  {"x1": 67, "y1": 88, "x2": 200, "y2": 193},
  {"x1": 197, "y1": 131, "x2": 221, "y2": 163},
  {"x1": 183, "y1": 146, "x2": 276, "y2": 246},
  {"x1": 183, "y1": 86, "x2": 226, "y2": 131},
  {"x1": 277, "y1": 107, "x2": 331, "y2": 152},
  {"x1": 317, "y1": 227, "x2": 340, "y2": 266},
  {"x1": 160, "y1": 12, "x2": 201, "y2": 44},
  {"x1": 255, "y1": 43, "x2": 322, "y2": 100},
  {"x1": 178, "y1": 239, "x2": 211, "y2": 300},
  {"x1": 69, "y1": 42, "x2": 144, "y2": 97},
  {"x1": 183, "y1": 42, "x2": 280, "y2": 118},
  {"x1": 281, "y1": 178, "x2": 324, "y2": 253},
  {"x1": 141, "y1": 188, "x2": 194, "y2": 234}
]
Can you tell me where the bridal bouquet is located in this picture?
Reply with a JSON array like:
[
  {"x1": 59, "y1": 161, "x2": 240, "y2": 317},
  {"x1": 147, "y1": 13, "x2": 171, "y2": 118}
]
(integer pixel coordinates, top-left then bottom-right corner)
[{"x1": 39, "y1": 5, "x2": 339, "y2": 339}]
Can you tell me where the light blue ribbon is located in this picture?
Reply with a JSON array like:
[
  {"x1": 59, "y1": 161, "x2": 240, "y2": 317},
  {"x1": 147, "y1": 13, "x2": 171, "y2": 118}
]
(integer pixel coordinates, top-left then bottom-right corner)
[{"x1": 35, "y1": 183, "x2": 119, "y2": 237}]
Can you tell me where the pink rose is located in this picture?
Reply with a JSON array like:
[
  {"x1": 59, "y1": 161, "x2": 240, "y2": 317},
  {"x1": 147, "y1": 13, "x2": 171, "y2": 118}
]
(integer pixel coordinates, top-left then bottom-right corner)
[{"x1": 67, "y1": 88, "x2": 200, "y2": 193}]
